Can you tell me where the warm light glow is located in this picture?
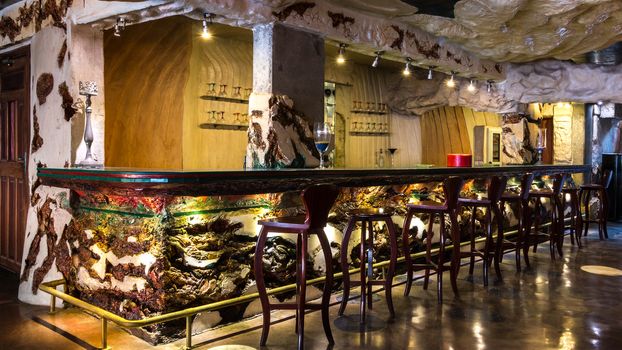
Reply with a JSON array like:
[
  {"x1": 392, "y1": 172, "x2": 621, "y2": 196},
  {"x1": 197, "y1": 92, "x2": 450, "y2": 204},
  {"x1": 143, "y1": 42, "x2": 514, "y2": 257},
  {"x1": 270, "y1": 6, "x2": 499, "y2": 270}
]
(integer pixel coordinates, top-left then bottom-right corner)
[
  {"x1": 336, "y1": 55, "x2": 346, "y2": 64},
  {"x1": 467, "y1": 79, "x2": 477, "y2": 92},
  {"x1": 371, "y1": 51, "x2": 382, "y2": 68},
  {"x1": 201, "y1": 26, "x2": 211, "y2": 39},
  {"x1": 446, "y1": 73, "x2": 455, "y2": 88},
  {"x1": 201, "y1": 13, "x2": 213, "y2": 40},
  {"x1": 336, "y1": 43, "x2": 347, "y2": 64},
  {"x1": 427, "y1": 67, "x2": 434, "y2": 80},
  {"x1": 403, "y1": 58, "x2": 412, "y2": 76}
]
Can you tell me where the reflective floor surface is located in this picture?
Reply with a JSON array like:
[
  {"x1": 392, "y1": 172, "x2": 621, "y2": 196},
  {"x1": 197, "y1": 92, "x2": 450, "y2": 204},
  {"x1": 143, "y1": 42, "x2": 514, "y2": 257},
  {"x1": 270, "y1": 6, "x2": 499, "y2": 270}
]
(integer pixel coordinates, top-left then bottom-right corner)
[{"x1": 1, "y1": 224, "x2": 621, "y2": 350}]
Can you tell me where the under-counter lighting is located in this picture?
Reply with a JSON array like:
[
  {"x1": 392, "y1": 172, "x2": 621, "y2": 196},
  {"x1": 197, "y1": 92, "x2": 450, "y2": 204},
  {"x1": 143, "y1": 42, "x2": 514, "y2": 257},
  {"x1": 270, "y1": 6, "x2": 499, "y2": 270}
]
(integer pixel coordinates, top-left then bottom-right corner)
[
  {"x1": 336, "y1": 43, "x2": 347, "y2": 64},
  {"x1": 467, "y1": 79, "x2": 477, "y2": 92},
  {"x1": 446, "y1": 72, "x2": 455, "y2": 88},
  {"x1": 201, "y1": 13, "x2": 213, "y2": 39},
  {"x1": 371, "y1": 51, "x2": 383, "y2": 68},
  {"x1": 403, "y1": 58, "x2": 412, "y2": 76}
]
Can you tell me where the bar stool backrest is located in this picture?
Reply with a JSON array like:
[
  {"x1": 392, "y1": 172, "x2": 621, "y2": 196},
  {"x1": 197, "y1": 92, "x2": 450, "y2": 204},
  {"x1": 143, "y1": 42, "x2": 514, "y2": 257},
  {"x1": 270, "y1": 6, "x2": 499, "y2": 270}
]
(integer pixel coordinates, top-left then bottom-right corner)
[
  {"x1": 444, "y1": 176, "x2": 463, "y2": 210},
  {"x1": 488, "y1": 176, "x2": 508, "y2": 202},
  {"x1": 551, "y1": 173, "x2": 566, "y2": 195},
  {"x1": 600, "y1": 169, "x2": 614, "y2": 188},
  {"x1": 519, "y1": 173, "x2": 535, "y2": 201},
  {"x1": 302, "y1": 183, "x2": 340, "y2": 229}
]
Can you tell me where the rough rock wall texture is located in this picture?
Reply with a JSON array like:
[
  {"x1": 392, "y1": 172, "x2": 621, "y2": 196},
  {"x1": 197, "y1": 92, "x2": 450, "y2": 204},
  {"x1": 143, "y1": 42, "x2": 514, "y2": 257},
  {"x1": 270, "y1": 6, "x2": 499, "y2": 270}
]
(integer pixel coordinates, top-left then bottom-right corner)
[
  {"x1": 246, "y1": 94, "x2": 320, "y2": 168},
  {"x1": 501, "y1": 113, "x2": 538, "y2": 165},
  {"x1": 57, "y1": 178, "x2": 548, "y2": 343}
]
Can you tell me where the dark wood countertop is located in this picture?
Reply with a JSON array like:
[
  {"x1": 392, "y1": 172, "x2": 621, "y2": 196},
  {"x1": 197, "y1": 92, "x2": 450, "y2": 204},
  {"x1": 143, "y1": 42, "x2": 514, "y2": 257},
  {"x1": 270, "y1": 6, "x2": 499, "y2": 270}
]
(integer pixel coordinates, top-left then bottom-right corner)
[{"x1": 38, "y1": 164, "x2": 590, "y2": 197}]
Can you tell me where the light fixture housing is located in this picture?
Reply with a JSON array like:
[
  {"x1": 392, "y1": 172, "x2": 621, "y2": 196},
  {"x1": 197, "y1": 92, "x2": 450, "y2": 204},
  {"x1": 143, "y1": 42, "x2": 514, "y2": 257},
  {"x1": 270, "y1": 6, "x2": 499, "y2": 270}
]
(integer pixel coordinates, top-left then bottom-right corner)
[
  {"x1": 113, "y1": 17, "x2": 126, "y2": 37},
  {"x1": 371, "y1": 51, "x2": 383, "y2": 68},
  {"x1": 467, "y1": 79, "x2": 477, "y2": 92},
  {"x1": 201, "y1": 13, "x2": 213, "y2": 39},
  {"x1": 486, "y1": 80, "x2": 494, "y2": 93},
  {"x1": 427, "y1": 66, "x2": 435, "y2": 80},
  {"x1": 403, "y1": 57, "x2": 412, "y2": 76},
  {"x1": 446, "y1": 72, "x2": 456, "y2": 88},
  {"x1": 336, "y1": 43, "x2": 347, "y2": 64}
]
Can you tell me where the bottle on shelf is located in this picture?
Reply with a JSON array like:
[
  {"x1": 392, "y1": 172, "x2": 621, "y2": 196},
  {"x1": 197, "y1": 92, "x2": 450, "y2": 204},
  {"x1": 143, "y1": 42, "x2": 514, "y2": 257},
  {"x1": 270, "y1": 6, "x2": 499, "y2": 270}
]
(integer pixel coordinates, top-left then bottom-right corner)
[{"x1": 378, "y1": 149, "x2": 385, "y2": 168}]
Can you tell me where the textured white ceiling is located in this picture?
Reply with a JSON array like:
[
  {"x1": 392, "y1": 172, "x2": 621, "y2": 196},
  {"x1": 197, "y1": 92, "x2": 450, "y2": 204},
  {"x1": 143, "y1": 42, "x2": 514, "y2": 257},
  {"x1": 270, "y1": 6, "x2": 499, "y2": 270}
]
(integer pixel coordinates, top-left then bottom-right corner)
[{"x1": 341, "y1": 0, "x2": 622, "y2": 62}]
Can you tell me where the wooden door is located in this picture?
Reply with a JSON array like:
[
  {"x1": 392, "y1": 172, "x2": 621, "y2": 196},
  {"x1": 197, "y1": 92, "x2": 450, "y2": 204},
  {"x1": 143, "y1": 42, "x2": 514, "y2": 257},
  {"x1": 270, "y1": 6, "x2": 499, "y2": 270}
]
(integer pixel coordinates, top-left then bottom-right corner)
[
  {"x1": 541, "y1": 118, "x2": 554, "y2": 164},
  {"x1": 0, "y1": 47, "x2": 30, "y2": 273}
]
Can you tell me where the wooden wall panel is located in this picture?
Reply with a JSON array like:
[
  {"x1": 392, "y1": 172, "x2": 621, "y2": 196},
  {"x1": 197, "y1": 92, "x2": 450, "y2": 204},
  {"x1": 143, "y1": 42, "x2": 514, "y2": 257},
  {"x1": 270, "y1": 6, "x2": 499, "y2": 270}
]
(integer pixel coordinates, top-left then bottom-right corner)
[
  {"x1": 182, "y1": 24, "x2": 252, "y2": 169},
  {"x1": 104, "y1": 16, "x2": 191, "y2": 169},
  {"x1": 421, "y1": 106, "x2": 501, "y2": 166}
]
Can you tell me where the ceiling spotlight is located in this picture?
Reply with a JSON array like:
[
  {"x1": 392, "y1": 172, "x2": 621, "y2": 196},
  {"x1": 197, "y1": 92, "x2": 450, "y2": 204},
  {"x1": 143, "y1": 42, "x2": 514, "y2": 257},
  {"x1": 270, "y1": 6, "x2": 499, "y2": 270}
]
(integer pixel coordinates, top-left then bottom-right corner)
[
  {"x1": 336, "y1": 43, "x2": 347, "y2": 64},
  {"x1": 113, "y1": 17, "x2": 126, "y2": 37},
  {"x1": 403, "y1": 58, "x2": 412, "y2": 76},
  {"x1": 597, "y1": 100, "x2": 604, "y2": 105},
  {"x1": 371, "y1": 51, "x2": 383, "y2": 68},
  {"x1": 446, "y1": 72, "x2": 455, "y2": 88},
  {"x1": 427, "y1": 66, "x2": 435, "y2": 80},
  {"x1": 467, "y1": 79, "x2": 477, "y2": 92},
  {"x1": 201, "y1": 13, "x2": 213, "y2": 39},
  {"x1": 486, "y1": 80, "x2": 495, "y2": 93}
]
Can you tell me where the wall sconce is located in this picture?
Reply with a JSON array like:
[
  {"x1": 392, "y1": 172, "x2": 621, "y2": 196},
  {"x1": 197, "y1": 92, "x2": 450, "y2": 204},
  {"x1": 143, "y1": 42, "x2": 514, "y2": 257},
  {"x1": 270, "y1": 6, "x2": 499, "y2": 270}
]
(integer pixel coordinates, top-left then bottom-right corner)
[
  {"x1": 201, "y1": 13, "x2": 213, "y2": 39},
  {"x1": 403, "y1": 57, "x2": 412, "y2": 76},
  {"x1": 336, "y1": 43, "x2": 347, "y2": 64},
  {"x1": 113, "y1": 17, "x2": 126, "y2": 37}
]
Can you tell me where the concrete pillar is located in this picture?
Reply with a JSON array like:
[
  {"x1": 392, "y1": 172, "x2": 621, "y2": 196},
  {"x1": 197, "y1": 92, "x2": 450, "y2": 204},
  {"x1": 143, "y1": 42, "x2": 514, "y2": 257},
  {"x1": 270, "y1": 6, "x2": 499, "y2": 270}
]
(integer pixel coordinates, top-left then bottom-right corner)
[{"x1": 246, "y1": 23, "x2": 324, "y2": 168}]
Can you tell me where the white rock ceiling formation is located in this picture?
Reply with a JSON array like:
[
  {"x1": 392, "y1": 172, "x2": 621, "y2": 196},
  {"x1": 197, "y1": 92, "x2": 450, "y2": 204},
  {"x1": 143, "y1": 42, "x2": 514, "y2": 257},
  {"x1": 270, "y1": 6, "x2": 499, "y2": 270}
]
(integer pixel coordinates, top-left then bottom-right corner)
[{"x1": 339, "y1": 0, "x2": 622, "y2": 62}]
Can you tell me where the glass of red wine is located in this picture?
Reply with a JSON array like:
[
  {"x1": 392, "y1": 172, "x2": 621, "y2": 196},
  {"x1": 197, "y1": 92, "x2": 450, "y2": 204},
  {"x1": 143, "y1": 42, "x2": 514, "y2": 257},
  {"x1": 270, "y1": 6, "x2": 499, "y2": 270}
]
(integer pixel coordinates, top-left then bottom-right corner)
[{"x1": 314, "y1": 122, "x2": 332, "y2": 169}]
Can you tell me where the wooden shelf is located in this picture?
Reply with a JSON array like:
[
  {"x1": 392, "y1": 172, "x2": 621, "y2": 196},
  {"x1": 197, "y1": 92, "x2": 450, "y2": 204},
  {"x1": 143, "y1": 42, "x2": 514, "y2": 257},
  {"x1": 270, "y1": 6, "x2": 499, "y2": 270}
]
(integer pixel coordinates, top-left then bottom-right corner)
[
  {"x1": 350, "y1": 110, "x2": 388, "y2": 115},
  {"x1": 349, "y1": 131, "x2": 390, "y2": 136},
  {"x1": 200, "y1": 95, "x2": 249, "y2": 104},
  {"x1": 199, "y1": 123, "x2": 248, "y2": 131}
]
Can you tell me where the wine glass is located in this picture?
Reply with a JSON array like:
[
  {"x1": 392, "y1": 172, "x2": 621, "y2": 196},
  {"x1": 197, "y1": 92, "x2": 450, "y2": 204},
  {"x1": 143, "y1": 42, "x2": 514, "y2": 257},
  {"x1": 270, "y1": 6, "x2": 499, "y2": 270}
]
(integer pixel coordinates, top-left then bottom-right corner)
[
  {"x1": 207, "y1": 82, "x2": 216, "y2": 96},
  {"x1": 314, "y1": 122, "x2": 332, "y2": 169},
  {"x1": 535, "y1": 128, "x2": 547, "y2": 164}
]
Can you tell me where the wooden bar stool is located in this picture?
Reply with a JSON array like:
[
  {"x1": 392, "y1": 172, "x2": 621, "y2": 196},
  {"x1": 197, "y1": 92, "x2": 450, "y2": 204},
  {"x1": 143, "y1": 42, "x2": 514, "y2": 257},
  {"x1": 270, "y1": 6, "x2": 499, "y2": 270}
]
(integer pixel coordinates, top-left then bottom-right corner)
[
  {"x1": 561, "y1": 174, "x2": 582, "y2": 248},
  {"x1": 253, "y1": 184, "x2": 339, "y2": 350},
  {"x1": 579, "y1": 169, "x2": 613, "y2": 240},
  {"x1": 528, "y1": 173, "x2": 566, "y2": 260},
  {"x1": 458, "y1": 176, "x2": 508, "y2": 285},
  {"x1": 499, "y1": 173, "x2": 534, "y2": 271},
  {"x1": 338, "y1": 208, "x2": 398, "y2": 323},
  {"x1": 402, "y1": 176, "x2": 463, "y2": 304}
]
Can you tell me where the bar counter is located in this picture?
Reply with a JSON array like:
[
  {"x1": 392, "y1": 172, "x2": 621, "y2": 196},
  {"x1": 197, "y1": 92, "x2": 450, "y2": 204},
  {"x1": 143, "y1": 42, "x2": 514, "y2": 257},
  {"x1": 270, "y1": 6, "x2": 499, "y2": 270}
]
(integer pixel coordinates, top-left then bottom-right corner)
[
  {"x1": 37, "y1": 164, "x2": 588, "y2": 344},
  {"x1": 39, "y1": 164, "x2": 589, "y2": 196}
]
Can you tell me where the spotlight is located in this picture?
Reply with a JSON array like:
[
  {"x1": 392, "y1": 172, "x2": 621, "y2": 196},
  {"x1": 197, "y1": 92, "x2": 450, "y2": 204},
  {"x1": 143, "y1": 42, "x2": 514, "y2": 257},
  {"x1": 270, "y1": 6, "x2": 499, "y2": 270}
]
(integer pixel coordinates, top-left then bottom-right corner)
[
  {"x1": 113, "y1": 17, "x2": 126, "y2": 37},
  {"x1": 597, "y1": 100, "x2": 604, "y2": 105},
  {"x1": 371, "y1": 51, "x2": 383, "y2": 68},
  {"x1": 467, "y1": 79, "x2": 477, "y2": 92},
  {"x1": 403, "y1": 58, "x2": 412, "y2": 76},
  {"x1": 336, "y1": 43, "x2": 347, "y2": 64},
  {"x1": 446, "y1": 72, "x2": 455, "y2": 88},
  {"x1": 427, "y1": 66, "x2": 435, "y2": 80},
  {"x1": 486, "y1": 80, "x2": 494, "y2": 93},
  {"x1": 201, "y1": 13, "x2": 213, "y2": 39}
]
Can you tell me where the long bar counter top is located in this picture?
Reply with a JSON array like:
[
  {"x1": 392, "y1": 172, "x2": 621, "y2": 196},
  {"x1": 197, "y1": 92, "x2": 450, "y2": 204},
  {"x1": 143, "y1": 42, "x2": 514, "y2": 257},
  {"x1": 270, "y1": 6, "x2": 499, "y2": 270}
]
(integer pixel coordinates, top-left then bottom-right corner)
[{"x1": 38, "y1": 164, "x2": 589, "y2": 196}]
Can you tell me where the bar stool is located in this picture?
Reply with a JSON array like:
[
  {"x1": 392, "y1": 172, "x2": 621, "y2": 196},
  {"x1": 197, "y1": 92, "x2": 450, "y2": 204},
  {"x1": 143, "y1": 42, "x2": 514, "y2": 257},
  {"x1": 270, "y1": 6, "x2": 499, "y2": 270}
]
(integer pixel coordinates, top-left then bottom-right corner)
[
  {"x1": 458, "y1": 176, "x2": 507, "y2": 285},
  {"x1": 561, "y1": 174, "x2": 582, "y2": 248},
  {"x1": 499, "y1": 173, "x2": 534, "y2": 271},
  {"x1": 338, "y1": 208, "x2": 398, "y2": 323},
  {"x1": 528, "y1": 173, "x2": 566, "y2": 260},
  {"x1": 579, "y1": 169, "x2": 613, "y2": 240},
  {"x1": 253, "y1": 184, "x2": 339, "y2": 350},
  {"x1": 402, "y1": 176, "x2": 463, "y2": 304}
]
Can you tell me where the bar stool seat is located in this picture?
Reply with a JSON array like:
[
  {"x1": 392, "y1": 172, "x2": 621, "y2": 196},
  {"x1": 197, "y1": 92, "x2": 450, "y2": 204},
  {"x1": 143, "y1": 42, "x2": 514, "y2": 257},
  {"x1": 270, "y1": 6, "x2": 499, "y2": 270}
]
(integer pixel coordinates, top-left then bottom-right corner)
[
  {"x1": 458, "y1": 176, "x2": 507, "y2": 286},
  {"x1": 339, "y1": 207, "x2": 398, "y2": 323},
  {"x1": 402, "y1": 176, "x2": 463, "y2": 304},
  {"x1": 528, "y1": 174, "x2": 566, "y2": 260},
  {"x1": 500, "y1": 173, "x2": 535, "y2": 271},
  {"x1": 253, "y1": 184, "x2": 339, "y2": 350}
]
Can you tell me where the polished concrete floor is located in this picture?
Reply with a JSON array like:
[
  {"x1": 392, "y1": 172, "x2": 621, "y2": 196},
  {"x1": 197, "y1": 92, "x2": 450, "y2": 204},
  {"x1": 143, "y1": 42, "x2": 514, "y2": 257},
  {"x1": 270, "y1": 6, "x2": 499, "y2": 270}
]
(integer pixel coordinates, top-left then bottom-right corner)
[{"x1": 2, "y1": 225, "x2": 622, "y2": 350}]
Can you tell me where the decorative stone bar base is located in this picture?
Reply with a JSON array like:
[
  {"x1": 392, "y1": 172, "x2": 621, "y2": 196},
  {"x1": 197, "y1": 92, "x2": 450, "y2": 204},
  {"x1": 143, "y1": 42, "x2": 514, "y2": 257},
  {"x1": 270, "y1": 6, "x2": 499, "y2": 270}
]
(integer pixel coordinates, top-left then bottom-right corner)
[{"x1": 36, "y1": 165, "x2": 587, "y2": 343}]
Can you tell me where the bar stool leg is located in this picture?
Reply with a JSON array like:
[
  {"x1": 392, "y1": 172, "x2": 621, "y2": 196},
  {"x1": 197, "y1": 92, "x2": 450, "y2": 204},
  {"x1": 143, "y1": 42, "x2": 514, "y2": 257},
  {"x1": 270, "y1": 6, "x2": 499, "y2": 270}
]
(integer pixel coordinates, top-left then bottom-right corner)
[
  {"x1": 359, "y1": 220, "x2": 367, "y2": 324},
  {"x1": 554, "y1": 196, "x2": 564, "y2": 258},
  {"x1": 366, "y1": 220, "x2": 374, "y2": 311},
  {"x1": 316, "y1": 230, "x2": 335, "y2": 345},
  {"x1": 522, "y1": 200, "x2": 532, "y2": 268},
  {"x1": 572, "y1": 191, "x2": 583, "y2": 248},
  {"x1": 423, "y1": 213, "x2": 435, "y2": 291},
  {"x1": 437, "y1": 214, "x2": 445, "y2": 304},
  {"x1": 339, "y1": 217, "x2": 356, "y2": 316},
  {"x1": 602, "y1": 188, "x2": 609, "y2": 239},
  {"x1": 533, "y1": 199, "x2": 541, "y2": 253},
  {"x1": 493, "y1": 205, "x2": 504, "y2": 282},
  {"x1": 449, "y1": 210, "x2": 460, "y2": 299},
  {"x1": 483, "y1": 208, "x2": 491, "y2": 287},
  {"x1": 468, "y1": 207, "x2": 476, "y2": 277},
  {"x1": 296, "y1": 233, "x2": 307, "y2": 350},
  {"x1": 581, "y1": 189, "x2": 589, "y2": 237},
  {"x1": 513, "y1": 201, "x2": 523, "y2": 271},
  {"x1": 402, "y1": 211, "x2": 414, "y2": 296},
  {"x1": 383, "y1": 218, "x2": 398, "y2": 319},
  {"x1": 253, "y1": 227, "x2": 271, "y2": 346}
]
